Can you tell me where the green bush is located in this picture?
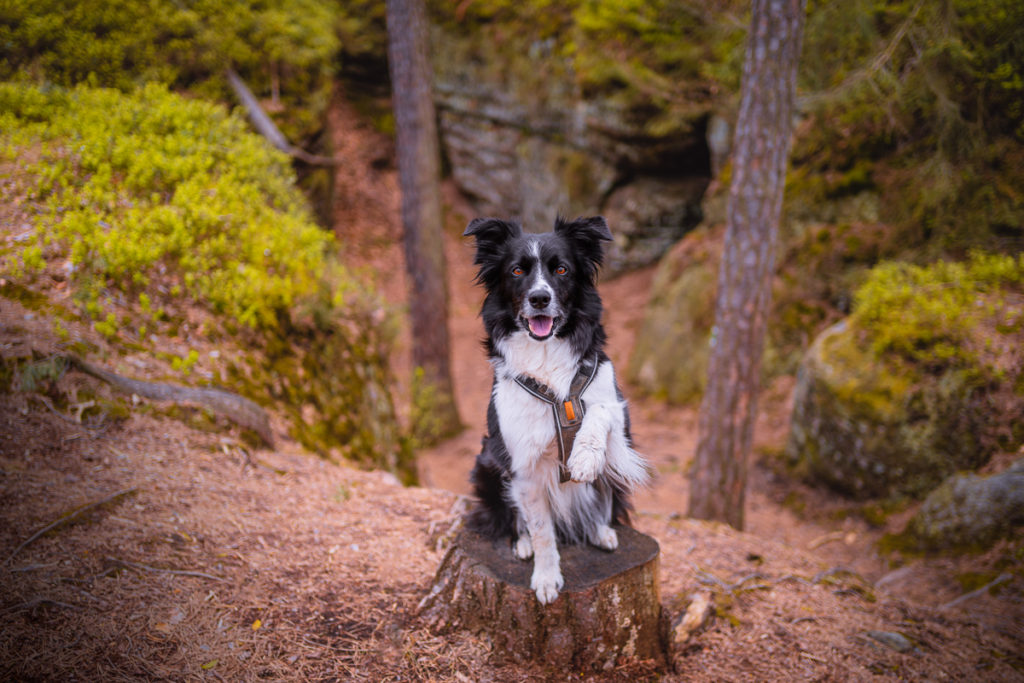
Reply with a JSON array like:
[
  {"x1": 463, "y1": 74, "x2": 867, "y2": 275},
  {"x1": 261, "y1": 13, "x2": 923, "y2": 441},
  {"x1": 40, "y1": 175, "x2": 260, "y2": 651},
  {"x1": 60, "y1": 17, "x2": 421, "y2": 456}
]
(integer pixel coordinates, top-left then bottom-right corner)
[
  {"x1": 794, "y1": 0, "x2": 1024, "y2": 252},
  {"x1": 1, "y1": 82, "x2": 331, "y2": 330},
  {"x1": 0, "y1": 0, "x2": 340, "y2": 142},
  {"x1": 851, "y1": 251, "x2": 1024, "y2": 372}
]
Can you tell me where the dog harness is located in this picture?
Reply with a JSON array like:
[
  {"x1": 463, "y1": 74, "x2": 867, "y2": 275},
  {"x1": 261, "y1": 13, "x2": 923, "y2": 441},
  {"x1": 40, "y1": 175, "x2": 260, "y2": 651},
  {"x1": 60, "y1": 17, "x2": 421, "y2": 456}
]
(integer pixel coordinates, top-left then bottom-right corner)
[{"x1": 513, "y1": 356, "x2": 600, "y2": 484}]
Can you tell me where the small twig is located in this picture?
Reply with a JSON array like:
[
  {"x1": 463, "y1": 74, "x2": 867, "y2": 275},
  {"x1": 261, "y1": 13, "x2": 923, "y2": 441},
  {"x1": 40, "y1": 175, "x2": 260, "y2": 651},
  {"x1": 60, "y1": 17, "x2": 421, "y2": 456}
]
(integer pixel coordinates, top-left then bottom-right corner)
[
  {"x1": 105, "y1": 557, "x2": 227, "y2": 583},
  {"x1": 5, "y1": 487, "x2": 138, "y2": 565},
  {"x1": 800, "y1": 651, "x2": 828, "y2": 663},
  {"x1": 941, "y1": 574, "x2": 1013, "y2": 611},
  {"x1": 808, "y1": 531, "x2": 845, "y2": 550},
  {"x1": 10, "y1": 562, "x2": 58, "y2": 573},
  {"x1": 26, "y1": 394, "x2": 104, "y2": 432},
  {"x1": 62, "y1": 583, "x2": 109, "y2": 608},
  {"x1": 1, "y1": 597, "x2": 80, "y2": 614}
]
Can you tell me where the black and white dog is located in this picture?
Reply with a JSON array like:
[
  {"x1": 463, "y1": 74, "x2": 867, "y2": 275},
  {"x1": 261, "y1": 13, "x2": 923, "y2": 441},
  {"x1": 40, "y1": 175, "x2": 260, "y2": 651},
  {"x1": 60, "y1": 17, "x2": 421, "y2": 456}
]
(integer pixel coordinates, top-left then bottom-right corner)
[{"x1": 463, "y1": 215, "x2": 649, "y2": 605}]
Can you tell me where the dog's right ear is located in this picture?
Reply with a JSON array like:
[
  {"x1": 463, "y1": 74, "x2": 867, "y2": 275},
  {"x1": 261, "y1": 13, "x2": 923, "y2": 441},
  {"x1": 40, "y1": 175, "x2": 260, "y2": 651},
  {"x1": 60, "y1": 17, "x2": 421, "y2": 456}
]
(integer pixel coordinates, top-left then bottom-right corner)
[{"x1": 463, "y1": 217, "x2": 522, "y2": 243}]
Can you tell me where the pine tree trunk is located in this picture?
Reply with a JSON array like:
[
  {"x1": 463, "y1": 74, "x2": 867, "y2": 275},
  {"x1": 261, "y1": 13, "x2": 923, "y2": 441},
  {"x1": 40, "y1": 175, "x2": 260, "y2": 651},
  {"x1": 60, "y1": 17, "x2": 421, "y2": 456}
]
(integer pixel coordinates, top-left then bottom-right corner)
[
  {"x1": 418, "y1": 527, "x2": 666, "y2": 670},
  {"x1": 386, "y1": 0, "x2": 461, "y2": 443},
  {"x1": 689, "y1": 0, "x2": 806, "y2": 529}
]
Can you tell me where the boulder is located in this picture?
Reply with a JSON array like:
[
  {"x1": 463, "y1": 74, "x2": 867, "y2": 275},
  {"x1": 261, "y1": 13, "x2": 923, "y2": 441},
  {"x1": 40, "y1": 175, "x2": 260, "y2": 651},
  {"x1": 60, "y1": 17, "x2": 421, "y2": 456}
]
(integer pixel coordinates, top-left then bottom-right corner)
[
  {"x1": 628, "y1": 226, "x2": 721, "y2": 402},
  {"x1": 904, "y1": 457, "x2": 1024, "y2": 550},
  {"x1": 785, "y1": 320, "x2": 994, "y2": 499}
]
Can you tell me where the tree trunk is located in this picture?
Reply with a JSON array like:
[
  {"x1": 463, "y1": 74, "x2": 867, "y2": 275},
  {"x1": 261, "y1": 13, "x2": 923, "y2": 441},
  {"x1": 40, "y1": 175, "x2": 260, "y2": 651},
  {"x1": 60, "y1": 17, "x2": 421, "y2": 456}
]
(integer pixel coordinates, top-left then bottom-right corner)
[
  {"x1": 418, "y1": 527, "x2": 666, "y2": 670},
  {"x1": 385, "y1": 0, "x2": 461, "y2": 443},
  {"x1": 688, "y1": 0, "x2": 806, "y2": 529}
]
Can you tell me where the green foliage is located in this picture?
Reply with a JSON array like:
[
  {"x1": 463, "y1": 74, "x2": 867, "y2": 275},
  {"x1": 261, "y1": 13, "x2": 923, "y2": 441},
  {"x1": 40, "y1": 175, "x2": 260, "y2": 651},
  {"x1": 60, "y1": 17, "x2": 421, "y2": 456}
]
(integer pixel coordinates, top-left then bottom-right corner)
[
  {"x1": 851, "y1": 251, "x2": 1024, "y2": 371},
  {"x1": 0, "y1": 0, "x2": 340, "y2": 142},
  {"x1": 429, "y1": 0, "x2": 746, "y2": 137},
  {"x1": 1, "y1": 82, "x2": 331, "y2": 331},
  {"x1": 794, "y1": 0, "x2": 1024, "y2": 253}
]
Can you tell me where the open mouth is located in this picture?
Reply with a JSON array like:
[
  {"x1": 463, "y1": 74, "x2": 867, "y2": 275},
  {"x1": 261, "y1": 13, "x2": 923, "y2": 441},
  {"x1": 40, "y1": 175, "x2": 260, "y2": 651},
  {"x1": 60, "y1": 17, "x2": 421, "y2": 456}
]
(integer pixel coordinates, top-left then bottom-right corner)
[{"x1": 525, "y1": 315, "x2": 557, "y2": 340}]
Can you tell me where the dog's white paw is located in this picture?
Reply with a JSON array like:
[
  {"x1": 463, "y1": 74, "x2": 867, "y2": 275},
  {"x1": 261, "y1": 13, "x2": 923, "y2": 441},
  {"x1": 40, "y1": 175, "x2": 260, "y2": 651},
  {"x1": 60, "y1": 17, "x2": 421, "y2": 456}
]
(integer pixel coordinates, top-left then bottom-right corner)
[
  {"x1": 531, "y1": 565, "x2": 564, "y2": 605},
  {"x1": 592, "y1": 525, "x2": 618, "y2": 551},
  {"x1": 568, "y1": 436, "x2": 605, "y2": 484},
  {"x1": 513, "y1": 534, "x2": 534, "y2": 560}
]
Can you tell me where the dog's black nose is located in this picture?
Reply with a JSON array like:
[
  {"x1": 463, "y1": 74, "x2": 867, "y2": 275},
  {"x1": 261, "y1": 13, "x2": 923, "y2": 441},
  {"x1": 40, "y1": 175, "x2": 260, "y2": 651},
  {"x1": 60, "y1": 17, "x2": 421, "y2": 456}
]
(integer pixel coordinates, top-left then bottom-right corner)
[{"x1": 528, "y1": 290, "x2": 551, "y2": 309}]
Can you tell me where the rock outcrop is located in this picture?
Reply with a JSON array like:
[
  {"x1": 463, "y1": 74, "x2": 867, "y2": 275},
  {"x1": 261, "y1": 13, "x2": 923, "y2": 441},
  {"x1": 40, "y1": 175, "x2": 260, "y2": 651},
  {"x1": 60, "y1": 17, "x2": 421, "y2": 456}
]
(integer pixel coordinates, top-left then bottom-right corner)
[
  {"x1": 904, "y1": 457, "x2": 1024, "y2": 550},
  {"x1": 432, "y1": 48, "x2": 711, "y2": 275},
  {"x1": 785, "y1": 320, "x2": 995, "y2": 499}
]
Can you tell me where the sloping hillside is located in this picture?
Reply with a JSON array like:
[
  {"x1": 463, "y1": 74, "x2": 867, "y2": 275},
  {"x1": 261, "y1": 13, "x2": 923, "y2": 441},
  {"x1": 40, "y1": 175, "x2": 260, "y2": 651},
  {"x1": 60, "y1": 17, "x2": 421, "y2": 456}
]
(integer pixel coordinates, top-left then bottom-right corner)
[{"x1": 3, "y1": 95, "x2": 1022, "y2": 681}]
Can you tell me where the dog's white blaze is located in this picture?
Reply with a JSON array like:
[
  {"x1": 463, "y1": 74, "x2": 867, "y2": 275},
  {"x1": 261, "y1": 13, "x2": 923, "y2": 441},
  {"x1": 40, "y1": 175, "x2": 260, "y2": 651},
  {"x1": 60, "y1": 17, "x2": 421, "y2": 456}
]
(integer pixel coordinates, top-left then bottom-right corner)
[{"x1": 528, "y1": 239, "x2": 555, "y2": 302}]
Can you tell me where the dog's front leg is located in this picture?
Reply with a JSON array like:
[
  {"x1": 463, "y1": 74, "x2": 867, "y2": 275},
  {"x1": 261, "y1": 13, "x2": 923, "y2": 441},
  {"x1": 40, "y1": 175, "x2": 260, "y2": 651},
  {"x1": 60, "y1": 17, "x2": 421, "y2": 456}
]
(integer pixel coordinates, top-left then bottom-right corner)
[
  {"x1": 567, "y1": 401, "x2": 616, "y2": 483},
  {"x1": 509, "y1": 475, "x2": 562, "y2": 604}
]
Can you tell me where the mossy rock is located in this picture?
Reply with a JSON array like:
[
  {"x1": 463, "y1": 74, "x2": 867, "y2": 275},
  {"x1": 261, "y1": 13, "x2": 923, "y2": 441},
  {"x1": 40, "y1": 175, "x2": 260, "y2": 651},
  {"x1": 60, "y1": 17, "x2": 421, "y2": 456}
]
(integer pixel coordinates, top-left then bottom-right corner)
[
  {"x1": 628, "y1": 227, "x2": 720, "y2": 403},
  {"x1": 902, "y1": 458, "x2": 1024, "y2": 551},
  {"x1": 786, "y1": 321, "x2": 998, "y2": 499}
]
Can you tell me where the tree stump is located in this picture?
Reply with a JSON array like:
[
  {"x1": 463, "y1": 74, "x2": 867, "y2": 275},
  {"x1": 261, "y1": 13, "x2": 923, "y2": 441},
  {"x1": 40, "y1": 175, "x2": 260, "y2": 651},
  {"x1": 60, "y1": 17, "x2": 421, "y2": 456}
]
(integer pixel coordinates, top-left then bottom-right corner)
[{"x1": 418, "y1": 526, "x2": 666, "y2": 671}]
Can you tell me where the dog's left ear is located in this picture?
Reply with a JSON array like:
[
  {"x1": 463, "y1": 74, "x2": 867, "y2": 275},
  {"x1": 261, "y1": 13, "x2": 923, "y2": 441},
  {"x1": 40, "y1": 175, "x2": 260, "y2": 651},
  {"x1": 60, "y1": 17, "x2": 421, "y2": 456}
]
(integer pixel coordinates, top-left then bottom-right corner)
[
  {"x1": 555, "y1": 216, "x2": 613, "y2": 278},
  {"x1": 554, "y1": 215, "x2": 613, "y2": 243}
]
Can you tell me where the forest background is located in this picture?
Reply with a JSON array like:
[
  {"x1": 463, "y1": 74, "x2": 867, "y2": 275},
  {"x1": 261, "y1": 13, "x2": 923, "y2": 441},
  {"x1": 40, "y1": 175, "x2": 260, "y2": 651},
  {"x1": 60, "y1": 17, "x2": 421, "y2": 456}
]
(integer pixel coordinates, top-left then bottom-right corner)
[{"x1": 1, "y1": 0, "x2": 1023, "y2": 679}]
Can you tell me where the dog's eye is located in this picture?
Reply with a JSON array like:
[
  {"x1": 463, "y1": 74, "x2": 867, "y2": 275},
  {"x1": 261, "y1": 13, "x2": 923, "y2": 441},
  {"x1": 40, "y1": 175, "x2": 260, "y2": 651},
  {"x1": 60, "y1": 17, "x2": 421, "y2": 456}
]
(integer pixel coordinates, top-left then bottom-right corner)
[
  {"x1": 555, "y1": 265, "x2": 568, "y2": 275},
  {"x1": 511, "y1": 266, "x2": 524, "y2": 277}
]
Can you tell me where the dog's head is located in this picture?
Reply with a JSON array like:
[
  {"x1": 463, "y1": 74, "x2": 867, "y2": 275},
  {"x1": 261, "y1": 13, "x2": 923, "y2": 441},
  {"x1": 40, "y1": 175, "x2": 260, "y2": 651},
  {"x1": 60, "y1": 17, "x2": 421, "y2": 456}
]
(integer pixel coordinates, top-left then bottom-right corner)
[{"x1": 463, "y1": 216, "x2": 612, "y2": 345}]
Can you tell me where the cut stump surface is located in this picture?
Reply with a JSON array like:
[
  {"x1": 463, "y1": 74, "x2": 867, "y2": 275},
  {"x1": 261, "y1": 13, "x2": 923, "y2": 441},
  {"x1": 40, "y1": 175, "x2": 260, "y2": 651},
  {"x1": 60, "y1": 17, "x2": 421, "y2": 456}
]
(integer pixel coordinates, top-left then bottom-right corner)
[{"x1": 418, "y1": 526, "x2": 665, "y2": 671}]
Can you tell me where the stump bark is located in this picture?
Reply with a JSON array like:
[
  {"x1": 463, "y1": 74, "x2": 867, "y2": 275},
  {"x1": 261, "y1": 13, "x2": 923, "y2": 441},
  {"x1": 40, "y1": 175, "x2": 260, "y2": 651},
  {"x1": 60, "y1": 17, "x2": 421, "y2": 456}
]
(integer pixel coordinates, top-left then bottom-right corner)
[{"x1": 418, "y1": 526, "x2": 666, "y2": 670}]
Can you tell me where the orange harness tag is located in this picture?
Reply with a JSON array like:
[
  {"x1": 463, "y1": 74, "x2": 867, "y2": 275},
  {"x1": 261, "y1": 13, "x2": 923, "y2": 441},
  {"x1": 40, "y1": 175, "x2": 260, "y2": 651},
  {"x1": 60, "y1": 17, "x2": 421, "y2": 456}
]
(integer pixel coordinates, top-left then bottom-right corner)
[{"x1": 563, "y1": 400, "x2": 576, "y2": 422}]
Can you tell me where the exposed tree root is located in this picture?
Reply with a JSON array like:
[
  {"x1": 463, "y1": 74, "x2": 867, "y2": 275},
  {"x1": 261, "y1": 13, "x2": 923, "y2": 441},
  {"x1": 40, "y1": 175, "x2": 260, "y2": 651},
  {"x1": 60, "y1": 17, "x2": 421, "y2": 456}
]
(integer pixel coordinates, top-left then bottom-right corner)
[{"x1": 64, "y1": 354, "x2": 274, "y2": 447}]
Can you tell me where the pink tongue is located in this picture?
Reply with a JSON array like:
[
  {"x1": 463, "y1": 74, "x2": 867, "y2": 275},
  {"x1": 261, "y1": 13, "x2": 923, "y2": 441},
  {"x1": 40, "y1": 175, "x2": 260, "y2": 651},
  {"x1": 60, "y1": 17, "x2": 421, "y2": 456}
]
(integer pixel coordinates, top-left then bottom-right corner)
[{"x1": 529, "y1": 316, "x2": 553, "y2": 337}]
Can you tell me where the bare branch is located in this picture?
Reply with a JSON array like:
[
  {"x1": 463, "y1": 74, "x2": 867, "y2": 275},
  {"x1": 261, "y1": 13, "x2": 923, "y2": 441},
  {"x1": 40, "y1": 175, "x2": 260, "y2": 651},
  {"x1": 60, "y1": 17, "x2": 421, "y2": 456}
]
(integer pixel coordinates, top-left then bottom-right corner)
[
  {"x1": 225, "y1": 68, "x2": 340, "y2": 166},
  {"x1": 5, "y1": 488, "x2": 139, "y2": 565}
]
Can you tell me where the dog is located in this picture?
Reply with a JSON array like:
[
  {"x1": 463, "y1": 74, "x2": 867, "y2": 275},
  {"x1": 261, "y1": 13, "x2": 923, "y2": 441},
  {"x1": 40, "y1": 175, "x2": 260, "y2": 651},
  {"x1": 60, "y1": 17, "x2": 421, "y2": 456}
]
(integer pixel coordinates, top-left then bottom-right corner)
[{"x1": 462, "y1": 215, "x2": 649, "y2": 605}]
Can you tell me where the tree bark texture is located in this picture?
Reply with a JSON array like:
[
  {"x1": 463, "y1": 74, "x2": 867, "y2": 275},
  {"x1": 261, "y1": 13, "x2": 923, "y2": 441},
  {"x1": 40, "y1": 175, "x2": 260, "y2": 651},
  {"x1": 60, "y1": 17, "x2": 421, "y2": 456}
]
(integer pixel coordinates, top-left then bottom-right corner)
[
  {"x1": 418, "y1": 527, "x2": 666, "y2": 671},
  {"x1": 689, "y1": 0, "x2": 806, "y2": 529},
  {"x1": 386, "y1": 0, "x2": 461, "y2": 442}
]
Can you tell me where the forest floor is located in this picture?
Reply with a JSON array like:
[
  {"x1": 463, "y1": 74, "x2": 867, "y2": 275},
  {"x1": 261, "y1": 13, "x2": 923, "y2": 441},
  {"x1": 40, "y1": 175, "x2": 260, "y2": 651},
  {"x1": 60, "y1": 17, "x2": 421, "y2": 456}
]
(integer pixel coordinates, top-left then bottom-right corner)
[{"x1": 1, "y1": 94, "x2": 1022, "y2": 681}]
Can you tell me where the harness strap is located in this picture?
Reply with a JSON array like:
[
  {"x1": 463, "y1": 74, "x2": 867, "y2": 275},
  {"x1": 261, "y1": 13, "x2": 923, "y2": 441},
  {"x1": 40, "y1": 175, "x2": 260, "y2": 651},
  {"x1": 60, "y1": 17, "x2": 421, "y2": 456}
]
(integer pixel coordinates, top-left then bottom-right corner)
[{"x1": 513, "y1": 355, "x2": 600, "y2": 483}]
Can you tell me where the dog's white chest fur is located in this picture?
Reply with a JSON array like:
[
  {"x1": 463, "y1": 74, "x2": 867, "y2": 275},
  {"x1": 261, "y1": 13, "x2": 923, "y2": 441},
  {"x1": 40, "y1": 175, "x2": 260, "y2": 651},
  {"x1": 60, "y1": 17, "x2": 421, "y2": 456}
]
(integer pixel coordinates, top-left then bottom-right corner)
[{"x1": 492, "y1": 332, "x2": 577, "y2": 472}]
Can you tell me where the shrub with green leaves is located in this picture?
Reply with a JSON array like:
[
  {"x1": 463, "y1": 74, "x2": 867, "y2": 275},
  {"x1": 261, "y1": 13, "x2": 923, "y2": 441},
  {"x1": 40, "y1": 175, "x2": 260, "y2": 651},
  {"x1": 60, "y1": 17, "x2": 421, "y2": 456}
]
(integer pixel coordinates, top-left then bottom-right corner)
[
  {"x1": 2, "y1": 82, "x2": 331, "y2": 330},
  {"x1": 851, "y1": 251, "x2": 1024, "y2": 374},
  {"x1": 0, "y1": 0, "x2": 340, "y2": 142}
]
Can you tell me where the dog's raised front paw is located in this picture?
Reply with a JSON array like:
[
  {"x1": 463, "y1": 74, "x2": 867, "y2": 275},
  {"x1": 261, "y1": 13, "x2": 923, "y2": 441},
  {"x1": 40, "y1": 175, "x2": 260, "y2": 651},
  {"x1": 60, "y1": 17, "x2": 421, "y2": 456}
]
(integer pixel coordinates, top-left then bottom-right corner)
[
  {"x1": 591, "y1": 525, "x2": 618, "y2": 551},
  {"x1": 530, "y1": 565, "x2": 564, "y2": 605},
  {"x1": 567, "y1": 436, "x2": 605, "y2": 484},
  {"x1": 513, "y1": 534, "x2": 533, "y2": 560}
]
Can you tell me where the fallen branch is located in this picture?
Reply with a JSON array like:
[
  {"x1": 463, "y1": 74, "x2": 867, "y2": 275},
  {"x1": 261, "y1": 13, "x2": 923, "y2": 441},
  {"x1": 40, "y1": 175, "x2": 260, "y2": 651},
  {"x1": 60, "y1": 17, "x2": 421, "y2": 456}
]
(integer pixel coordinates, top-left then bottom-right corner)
[
  {"x1": 941, "y1": 573, "x2": 1013, "y2": 611},
  {"x1": 64, "y1": 354, "x2": 274, "y2": 447},
  {"x1": 105, "y1": 557, "x2": 228, "y2": 583},
  {"x1": 5, "y1": 487, "x2": 138, "y2": 565},
  {"x1": 225, "y1": 68, "x2": 339, "y2": 166}
]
